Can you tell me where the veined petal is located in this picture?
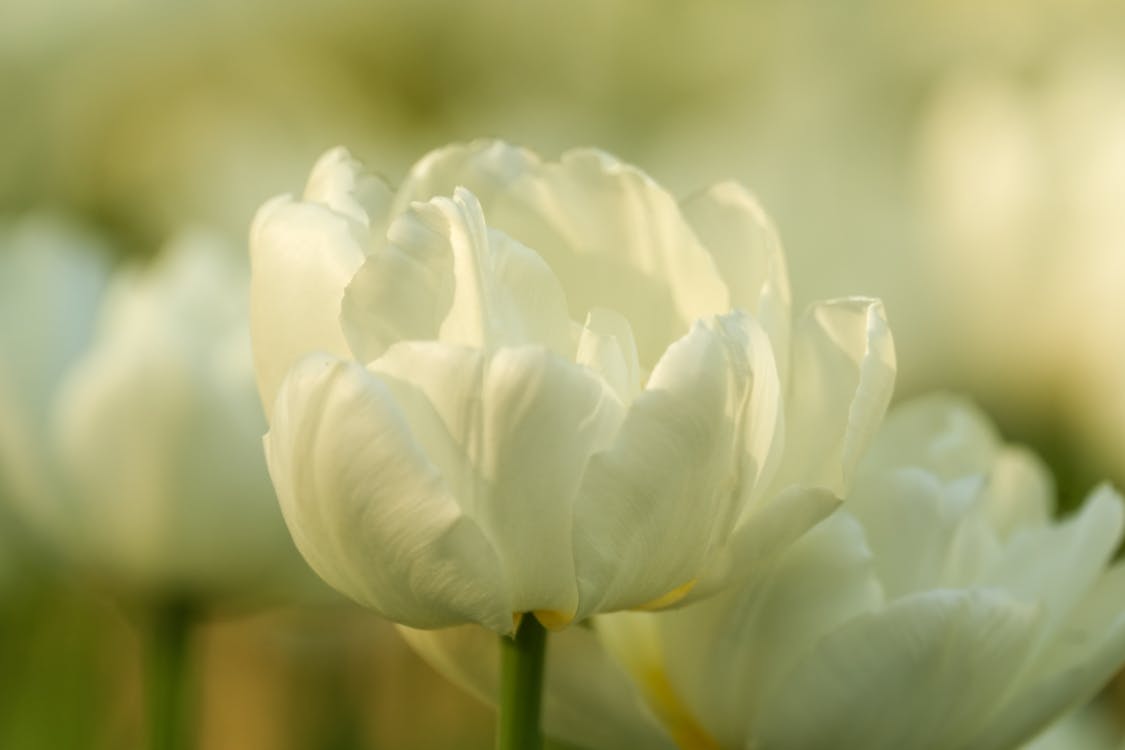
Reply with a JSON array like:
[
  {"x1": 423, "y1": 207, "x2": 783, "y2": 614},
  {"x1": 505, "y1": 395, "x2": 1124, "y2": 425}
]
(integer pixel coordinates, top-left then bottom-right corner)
[
  {"x1": 754, "y1": 589, "x2": 1042, "y2": 750},
  {"x1": 573, "y1": 311, "x2": 781, "y2": 618},
  {"x1": 264, "y1": 353, "x2": 511, "y2": 632},
  {"x1": 372, "y1": 342, "x2": 624, "y2": 619},
  {"x1": 771, "y1": 297, "x2": 896, "y2": 496},
  {"x1": 400, "y1": 624, "x2": 676, "y2": 750},
  {"x1": 303, "y1": 147, "x2": 394, "y2": 234},
  {"x1": 249, "y1": 196, "x2": 366, "y2": 420},
  {"x1": 680, "y1": 181, "x2": 792, "y2": 382},
  {"x1": 342, "y1": 189, "x2": 571, "y2": 363},
  {"x1": 487, "y1": 148, "x2": 731, "y2": 367}
]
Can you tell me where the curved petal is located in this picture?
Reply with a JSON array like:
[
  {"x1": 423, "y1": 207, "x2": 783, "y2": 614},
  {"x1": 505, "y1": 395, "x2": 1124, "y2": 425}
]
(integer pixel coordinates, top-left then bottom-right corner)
[
  {"x1": 392, "y1": 139, "x2": 541, "y2": 216},
  {"x1": 573, "y1": 310, "x2": 781, "y2": 618},
  {"x1": 645, "y1": 511, "x2": 884, "y2": 749},
  {"x1": 771, "y1": 297, "x2": 896, "y2": 497},
  {"x1": 249, "y1": 196, "x2": 366, "y2": 420},
  {"x1": 372, "y1": 342, "x2": 624, "y2": 620},
  {"x1": 264, "y1": 353, "x2": 512, "y2": 632},
  {"x1": 399, "y1": 624, "x2": 676, "y2": 750},
  {"x1": 574, "y1": 307, "x2": 642, "y2": 404},
  {"x1": 487, "y1": 148, "x2": 731, "y2": 367},
  {"x1": 980, "y1": 447, "x2": 1055, "y2": 539},
  {"x1": 845, "y1": 468, "x2": 1001, "y2": 598},
  {"x1": 754, "y1": 589, "x2": 1042, "y2": 750},
  {"x1": 680, "y1": 180, "x2": 791, "y2": 380},
  {"x1": 859, "y1": 393, "x2": 1002, "y2": 480},
  {"x1": 980, "y1": 485, "x2": 1124, "y2": 634},
  {"x1": 342, "y1": 189, "x2": 571, "y2": 364},
  {"x1": 302, "y1": 147, "x2": 394, "y2": 234}
]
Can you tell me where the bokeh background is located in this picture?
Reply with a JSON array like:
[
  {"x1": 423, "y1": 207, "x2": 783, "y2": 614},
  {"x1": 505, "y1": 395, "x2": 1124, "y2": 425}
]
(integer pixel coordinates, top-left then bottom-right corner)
[{"x1": 2, "y1": 0, "x2": 1125, "y2": 747}]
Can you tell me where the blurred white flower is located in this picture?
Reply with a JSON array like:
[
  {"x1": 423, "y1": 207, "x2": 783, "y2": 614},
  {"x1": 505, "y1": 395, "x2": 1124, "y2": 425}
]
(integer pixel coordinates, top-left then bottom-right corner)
[
  {"x1": 592, "y1": 394, "x2": 1125, "y2": 750},
  {"x1": 251, "y1": 140, "x2": 896, "y2": 634},
  {"x1": 0, "y1": 220, "x2": 300, "y2": 599}
]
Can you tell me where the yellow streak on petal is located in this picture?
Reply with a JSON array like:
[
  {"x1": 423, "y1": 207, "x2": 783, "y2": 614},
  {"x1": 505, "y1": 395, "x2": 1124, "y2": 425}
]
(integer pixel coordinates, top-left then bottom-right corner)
[
  {"x1": 533, "y1": 609, "x2": 574, "y2": 630},
  {"x1": 634, "y1": 580, "x2": 698, "y2": 611},
  {"x1": 639, "y1": 665, "x2": 721, "y2": 750}
]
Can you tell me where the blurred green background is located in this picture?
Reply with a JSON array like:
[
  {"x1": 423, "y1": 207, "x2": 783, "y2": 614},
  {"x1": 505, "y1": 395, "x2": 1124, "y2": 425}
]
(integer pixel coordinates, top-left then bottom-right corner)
[{"x1": 3, "y1": 0, "x2": 1125, "y2": 746}]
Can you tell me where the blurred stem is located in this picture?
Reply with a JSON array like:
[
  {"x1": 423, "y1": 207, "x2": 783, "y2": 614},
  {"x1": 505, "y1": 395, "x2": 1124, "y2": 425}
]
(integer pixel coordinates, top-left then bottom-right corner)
[
  {"x1": 146, "y1": 600, "x2": 196, "y2": 750},
  {"x1": 497, "y1": 615, "x2": 548, "y2": 750}
]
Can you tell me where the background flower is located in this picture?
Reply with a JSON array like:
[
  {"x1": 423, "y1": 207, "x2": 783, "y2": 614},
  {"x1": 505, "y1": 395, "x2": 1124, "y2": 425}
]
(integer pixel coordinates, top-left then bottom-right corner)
[{"x1": 597, "y1": 395, "x2": 1125, "y2": 750}]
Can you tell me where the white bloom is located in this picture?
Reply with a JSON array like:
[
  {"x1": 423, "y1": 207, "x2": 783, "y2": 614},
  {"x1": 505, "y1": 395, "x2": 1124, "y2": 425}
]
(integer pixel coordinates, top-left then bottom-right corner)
[
  {"x1": 0, "y1": 221, "x2": 299, "y2": 598},
  {"x1": 591, "y1": 394, "x2": 1125, "y2": 750},
  {"x1": 251, "y1": 140, "x2": 896, "y2": 633}
]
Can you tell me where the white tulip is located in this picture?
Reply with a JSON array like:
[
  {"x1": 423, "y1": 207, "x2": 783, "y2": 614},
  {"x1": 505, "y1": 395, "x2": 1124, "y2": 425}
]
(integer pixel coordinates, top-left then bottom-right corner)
[
  {"x1": 0, "y1": 221, "x2": 299, "y2": 598},
  {"x1": 590, "y1": 394, "x2": 1125, "y2": 750},
  {"x1": 252, "y1": 140, "x2": 895, "y2": 633}
]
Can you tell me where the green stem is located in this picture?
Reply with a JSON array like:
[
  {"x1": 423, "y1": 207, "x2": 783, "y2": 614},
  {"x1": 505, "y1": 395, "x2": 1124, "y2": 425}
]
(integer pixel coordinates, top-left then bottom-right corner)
[
  {"x1": 146, "y1": 601, "x2": 196, "y2": 750},
  {"x1": 497, "y1": 615, "x2": 548, "y2": 750}
]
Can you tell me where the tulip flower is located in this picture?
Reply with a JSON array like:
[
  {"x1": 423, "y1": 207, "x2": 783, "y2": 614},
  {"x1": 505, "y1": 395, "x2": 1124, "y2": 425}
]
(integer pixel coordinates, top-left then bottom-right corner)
[
  {"x1": 0, "y1": 220, "x2": 307, "y2": 749},
  {"x1": 251, "y1": 140, "x2": 894, "y2": 747},
  {"x1": 586, "y1": 395, "x2": 1125, "y2": 750},
  {"x1": 252, "y1": 140, "x2": 895, "y2": 633}
]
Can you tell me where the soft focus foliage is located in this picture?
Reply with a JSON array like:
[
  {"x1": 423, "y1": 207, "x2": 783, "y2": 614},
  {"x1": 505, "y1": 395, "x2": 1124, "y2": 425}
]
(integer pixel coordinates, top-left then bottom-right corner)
[{"x1": 251, "y1": 141, "x2": 895, "y2": 633}]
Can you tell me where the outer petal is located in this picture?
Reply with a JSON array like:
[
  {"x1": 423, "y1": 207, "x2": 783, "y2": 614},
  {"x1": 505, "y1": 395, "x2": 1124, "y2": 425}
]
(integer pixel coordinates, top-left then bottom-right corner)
[
  {"x1": 487, "y1": 148, "x2": 732, "y2": 367},
  {"x1": 399, "y1": 624, "x2": 676, "y2": 750},
  {"x1": 859, "y1": 393, "x2": 1002, "y2": 480},
  {"x1": 963, "y1": 555, "x2": 1125, "y2": 749},
  {"x1": 302, "y1": 147, "x2": 394, "y2": 234},
  {"x1": 372, "y1": 342, "x2": 624, "y2": 621},
  {"x1": 980, "y1": 485, "x2": 1124, "y2": 634},
  {"x1": 770, "y1": 297, "x2": 896, "y2": 497},
  {"x1": 249, "y1": 196, "x2": 366, "y2": 420},
  {"x1": 341, "y1": 188, "x2": 571, "y2": 364},
  {"x1": 680, "y1": 181, "x2": 792, "y2": 381},
  {"x1": 573, "y1": 310, "x2": 781, "y2": 618},
  {"x1": 611, "y1": 512, "x2": 884, "y2": 749},
  {"x1": 845, "y1": 468, "x2": 1001, "y2": 598},
  {"x1": 754, "y1": 589, "x2": 1042, "y2": 750},
  {"x1": 264, "y1": 353, "x2": 512, "y2": 632},
  {"x1": 391, "y1": 139, "x2": 540, "y2": 216}
]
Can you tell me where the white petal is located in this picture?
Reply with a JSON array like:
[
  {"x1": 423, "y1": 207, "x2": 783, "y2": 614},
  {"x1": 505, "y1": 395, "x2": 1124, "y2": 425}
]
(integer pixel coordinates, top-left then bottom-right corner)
[
  {"x1": 392, "y1": 139, "x2": 540, "y2": 215},
  {"x1": 574, "y1": 308, "x2": 642, "y2": 404},
  {"x1": 265, "y1": 353, "x2": 512, "y2": 631},
  {"x1": 755, "y1": 589, "x2": 1042, "y2": 750},
  {"x1": 772, "y1": 297, "x2": 896, "y2": 496},
  {"x1": 342, "y1": 189, "x2": 571, "y2": 363},
  {"x1": 249, "y1": 196, "x2": 366, "y2": 420},
  {"x1": 302, "y1": 147, "x2": 394, "y2": 233},
  {"x1": 846, "y1": 468, "x2": 1002, "y2": 598},
  {"x1": 980, "y1": 485, "x2": 1124, "y2": 633},
  {"x1": 400, "y1": 624, "x2": 676, "y2": 750},
  {"x1": 573, "y1": 311, "x2": 781, "y2": 617},
  {"x1": 964, "y1": 611, "x2": 1125, "y2": 750},
  {"x1": 373, "y1": 342, "x2": 624, "y2": 620},
  {"x1": 655, "y1": 511, "x2": 884, "y2": 748},
  {"x1": 860, "y1": 393, "x2": 1002, "y2": 480},
  {"x1": 680, "y1": 180, "x2": 792, "y2": 381},
  {"x1": 487, "y1": 148, "x2": 731, "y2": 367},
  {"x1": 981, "y1": 446, "x2": 1055, "y2": 539}
]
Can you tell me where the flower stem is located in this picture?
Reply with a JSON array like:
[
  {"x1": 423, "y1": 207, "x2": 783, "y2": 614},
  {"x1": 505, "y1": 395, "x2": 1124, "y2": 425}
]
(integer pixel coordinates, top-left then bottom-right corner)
[
  {"x1": 146, "y1": 601, "x2": 196, "y2": 750},
  {"x1": 497, "y1": 615, "x2": 548, "y2": 750}
]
